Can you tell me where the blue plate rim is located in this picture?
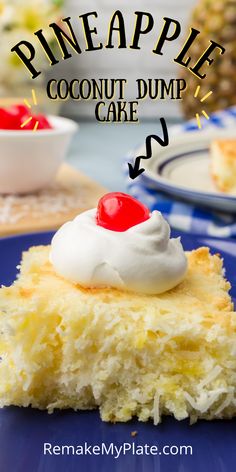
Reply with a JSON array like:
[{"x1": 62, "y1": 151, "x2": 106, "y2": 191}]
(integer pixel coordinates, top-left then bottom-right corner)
[{"x1": 126, "y1": 130, "x2": 236, "y2": 206}]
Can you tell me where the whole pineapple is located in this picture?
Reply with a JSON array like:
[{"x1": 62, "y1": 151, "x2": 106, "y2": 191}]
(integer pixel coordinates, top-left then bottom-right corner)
[{"x1": 180, "y1": 0, "x2": 236, "y2": 118}]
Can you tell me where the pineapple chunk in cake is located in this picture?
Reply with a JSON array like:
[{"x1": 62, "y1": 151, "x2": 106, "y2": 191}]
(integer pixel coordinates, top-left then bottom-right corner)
[
  {"x1": 0, "y1": 245, "x2": 236, "y2": 424},
  {"x1": 211, "y1": 139, "x2": 236, "y2": 194}
]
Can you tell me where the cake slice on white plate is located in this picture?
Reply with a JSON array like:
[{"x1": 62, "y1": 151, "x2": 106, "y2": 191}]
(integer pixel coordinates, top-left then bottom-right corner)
[{"x1": 211, "y1": 139, "x2": 236, "y2": 194}]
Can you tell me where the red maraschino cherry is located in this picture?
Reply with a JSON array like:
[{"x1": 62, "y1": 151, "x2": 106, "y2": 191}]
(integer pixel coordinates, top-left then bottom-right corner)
[
  {"x1": 96, "y1": 192, "x2": 150, "y2": 232},
  {"x1": 0, "y1": 104, "x2": 52, "y2": 130},
  {"x1": 0, "y1": 105, "x2": 25, "y2": 129},
  {"x1": 20, "y1": 114, "x2": 52, "y2": 130}
]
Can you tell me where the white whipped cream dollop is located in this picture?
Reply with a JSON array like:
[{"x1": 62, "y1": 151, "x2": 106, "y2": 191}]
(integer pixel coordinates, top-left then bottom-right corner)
[{"x1": 50, "y1": 209, "x2": 187, "y2": 295}]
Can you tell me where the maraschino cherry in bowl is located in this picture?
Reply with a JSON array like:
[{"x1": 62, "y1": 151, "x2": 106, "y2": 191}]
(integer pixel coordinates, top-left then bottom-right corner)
[{"x1": 0, "y1": 104, "x2": 78, "y2": 194}]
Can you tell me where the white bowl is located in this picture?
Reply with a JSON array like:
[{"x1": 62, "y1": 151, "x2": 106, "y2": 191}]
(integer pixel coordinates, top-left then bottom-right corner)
[{"x1": 0, "y1": 115, "x2": 78, "y2": 194}]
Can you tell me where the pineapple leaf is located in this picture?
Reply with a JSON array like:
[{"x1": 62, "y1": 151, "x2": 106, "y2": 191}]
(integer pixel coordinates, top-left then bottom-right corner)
[{"x1": 52, "y1": 0, "x2": 64, "y2": 7}]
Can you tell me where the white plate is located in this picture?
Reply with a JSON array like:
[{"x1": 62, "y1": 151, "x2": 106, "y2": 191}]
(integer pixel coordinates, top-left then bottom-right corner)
[{"x1": 139, "y1": 128, "x2": 236, "y2": 213}]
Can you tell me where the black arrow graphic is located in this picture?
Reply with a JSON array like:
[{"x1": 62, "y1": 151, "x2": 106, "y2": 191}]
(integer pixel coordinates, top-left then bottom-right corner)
[{"x1": 128, "y1": 117, "x2": 169, "y2": 180}]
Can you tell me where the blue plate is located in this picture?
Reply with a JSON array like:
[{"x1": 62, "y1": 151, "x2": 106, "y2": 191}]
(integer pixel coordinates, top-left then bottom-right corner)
[{"x1": 0, "y1": 231, "x2": 236, "y2": 472}]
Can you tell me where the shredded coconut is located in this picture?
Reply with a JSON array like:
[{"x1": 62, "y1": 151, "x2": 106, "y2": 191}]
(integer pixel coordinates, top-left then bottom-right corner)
[
  {"x1": 153, "y1": 391, "x2": 161, "y2": 425},
  {"x1": 184, "y1": 388, "x2": 228, "y2": 413},
  {"x1": 198, "y1": 365, "x2": 222, "y2": 389},
  {"x1": 215, "y1": 391, "x2": 234, "y2": 415},
  {"x1": 0, "y1": 183, "x2": 88, "y2": 224}
]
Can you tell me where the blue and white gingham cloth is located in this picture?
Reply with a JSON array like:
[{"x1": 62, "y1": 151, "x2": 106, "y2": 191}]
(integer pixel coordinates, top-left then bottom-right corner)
[{"x1": 124, "y1": 107, "x2": 236, "y2": 238}]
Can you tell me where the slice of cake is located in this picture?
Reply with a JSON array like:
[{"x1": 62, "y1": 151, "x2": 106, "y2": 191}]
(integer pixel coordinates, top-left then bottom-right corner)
[
  {"x1": 0, "y1": 192, "x2": 236, "y2": 425},
  {"x1": 211, "y1": 139, "x2": 236, "y2": 194},
  {"x1": 0, "y1": 245, "x2": 235, "y2": 424}
]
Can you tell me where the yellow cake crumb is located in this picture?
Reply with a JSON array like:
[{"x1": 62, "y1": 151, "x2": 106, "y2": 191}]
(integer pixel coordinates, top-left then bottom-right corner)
[
  {"x1": 211, "y1": 139, "x2": 236, "y2": 194},
  {"x1": 0, "y1": 245, "x2": 235, "y2": 424}
]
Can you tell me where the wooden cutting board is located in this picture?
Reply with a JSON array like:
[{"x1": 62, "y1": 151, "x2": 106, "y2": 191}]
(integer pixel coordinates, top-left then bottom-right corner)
[{"x1": 0, "y1": 164, "x2": 107, "y2": 237}]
